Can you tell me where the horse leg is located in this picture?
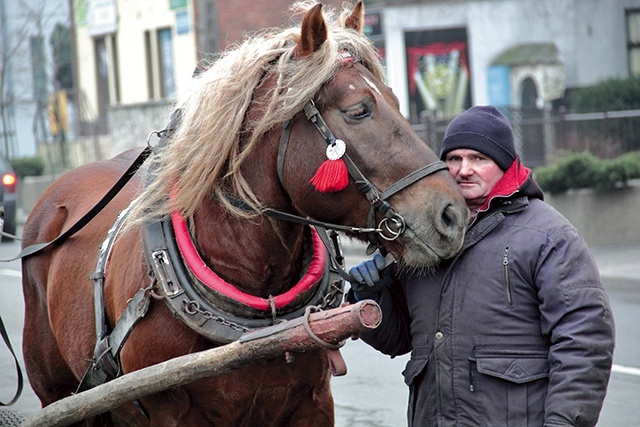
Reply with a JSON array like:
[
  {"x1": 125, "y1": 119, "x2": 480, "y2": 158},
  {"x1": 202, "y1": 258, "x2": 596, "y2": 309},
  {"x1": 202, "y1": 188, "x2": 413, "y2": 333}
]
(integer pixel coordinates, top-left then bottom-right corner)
[
  {"x1": 21, "y1": 264, "x2": 80, "y2": 408},
  {"x1": 285, "y1": 375, "x2": 335, "y2": 427}
]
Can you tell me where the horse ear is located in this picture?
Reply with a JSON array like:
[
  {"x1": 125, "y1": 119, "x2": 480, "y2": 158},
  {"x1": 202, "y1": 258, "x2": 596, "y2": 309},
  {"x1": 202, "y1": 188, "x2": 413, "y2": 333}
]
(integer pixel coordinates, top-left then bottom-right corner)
[
  {"x1": 294, "y1": 4, "x2": 327, "y2": 58},
  {"x1": 345, "y1": 1, "x2": 364, "y2": 33}
]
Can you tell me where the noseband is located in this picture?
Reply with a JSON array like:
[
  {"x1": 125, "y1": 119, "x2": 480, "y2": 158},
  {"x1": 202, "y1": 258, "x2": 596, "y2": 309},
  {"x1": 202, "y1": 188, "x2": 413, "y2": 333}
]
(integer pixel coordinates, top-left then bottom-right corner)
[{"x1": 277, "y1": 99, "x2": 448, "y2": 247}]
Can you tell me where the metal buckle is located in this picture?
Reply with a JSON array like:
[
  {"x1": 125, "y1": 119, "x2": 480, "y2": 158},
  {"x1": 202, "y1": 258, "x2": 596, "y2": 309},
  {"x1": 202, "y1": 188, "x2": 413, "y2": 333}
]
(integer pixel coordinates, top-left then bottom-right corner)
[{"x1": 151, "y1": 250, "x2": 183, "y2": 296}]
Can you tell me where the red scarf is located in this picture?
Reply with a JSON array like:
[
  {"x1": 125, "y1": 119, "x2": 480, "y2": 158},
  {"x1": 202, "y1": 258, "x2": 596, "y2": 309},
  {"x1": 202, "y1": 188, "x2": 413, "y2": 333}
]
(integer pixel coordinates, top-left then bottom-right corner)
[{"x1": 478, "y1": 159, "x2": 531, "y2": 212}]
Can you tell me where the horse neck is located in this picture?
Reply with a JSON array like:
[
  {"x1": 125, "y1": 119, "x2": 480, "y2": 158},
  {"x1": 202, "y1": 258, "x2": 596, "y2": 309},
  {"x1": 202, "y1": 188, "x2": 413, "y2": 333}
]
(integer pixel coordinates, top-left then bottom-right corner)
[
  {"x1": 192, "y1": 200, "x2": 309, "y2": 298},
  {"x1": 191, "y1": 130, "x2": 310, "y2": 298}
]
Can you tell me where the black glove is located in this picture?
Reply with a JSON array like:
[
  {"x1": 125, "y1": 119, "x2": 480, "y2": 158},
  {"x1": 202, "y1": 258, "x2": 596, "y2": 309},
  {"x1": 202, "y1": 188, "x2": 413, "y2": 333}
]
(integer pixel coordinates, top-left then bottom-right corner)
[{"x1": 348, "y1": 253, "x2": 394, "y2": 301}]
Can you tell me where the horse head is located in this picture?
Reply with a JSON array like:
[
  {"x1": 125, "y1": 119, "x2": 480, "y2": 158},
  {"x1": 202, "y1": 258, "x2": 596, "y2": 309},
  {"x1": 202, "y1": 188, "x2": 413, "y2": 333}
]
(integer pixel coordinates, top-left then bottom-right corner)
[{"x1": 265, "y1": 2, "x2": 469, "y2": 268}]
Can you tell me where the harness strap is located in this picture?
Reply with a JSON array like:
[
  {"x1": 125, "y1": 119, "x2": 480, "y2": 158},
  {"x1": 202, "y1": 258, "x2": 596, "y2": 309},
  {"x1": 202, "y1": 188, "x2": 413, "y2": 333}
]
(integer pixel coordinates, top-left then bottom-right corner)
[
  {"x1": 0, "y1": 315, "x2": 23, "y2": 406},
  {"x1": 78, "y1": 205, "x2": 153, "y2": 393},
  {"x1": 77, "y1": 288, "x2": 151, "y2": 393},
  {"x1": 380, "y1": 161, "x2": 448, "y2": 200},
  {"x1": 219, "y1": 193, "x2": 381, "y2": 235},
  {"x1": 313, "y1": 226, "x2": 357, "y2": 283},
  {"x1": 303, "y1": 101, "x2": 384, "y2": 207},
  {"x1": 0, "y1": 146, "x2": 151, "y2": 263}
]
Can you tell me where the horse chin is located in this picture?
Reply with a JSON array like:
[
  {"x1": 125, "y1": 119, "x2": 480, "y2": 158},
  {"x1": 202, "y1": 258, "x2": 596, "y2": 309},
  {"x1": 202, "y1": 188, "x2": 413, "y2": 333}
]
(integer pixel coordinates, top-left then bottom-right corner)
[{"x1": 393, "y1": 223, "x2": 465, "y2": 269}]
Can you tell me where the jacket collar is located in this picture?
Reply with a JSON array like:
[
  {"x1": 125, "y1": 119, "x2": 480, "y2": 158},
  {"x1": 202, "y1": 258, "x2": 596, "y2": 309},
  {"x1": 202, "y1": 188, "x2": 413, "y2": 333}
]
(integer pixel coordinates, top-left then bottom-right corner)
[{"x1": 480, "y1": 159, "x2": 530, "y2": 210}]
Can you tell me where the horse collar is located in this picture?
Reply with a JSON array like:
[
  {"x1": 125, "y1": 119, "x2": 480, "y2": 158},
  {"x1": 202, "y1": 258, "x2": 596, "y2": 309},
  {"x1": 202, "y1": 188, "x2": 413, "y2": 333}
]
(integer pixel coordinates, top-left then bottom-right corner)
[
  {"x1": 170, "y1": 211, "x2": 328, "y2": 311},
  {"x1": 142, "y1": 214, "x2": 344, "y2": 344}
]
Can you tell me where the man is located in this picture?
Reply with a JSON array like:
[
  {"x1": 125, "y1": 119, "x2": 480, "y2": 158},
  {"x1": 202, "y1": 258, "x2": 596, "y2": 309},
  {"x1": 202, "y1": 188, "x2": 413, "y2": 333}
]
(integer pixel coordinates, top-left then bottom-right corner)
[{"x1": 349, "y1": 105, "x2": 615, "y2": 426}]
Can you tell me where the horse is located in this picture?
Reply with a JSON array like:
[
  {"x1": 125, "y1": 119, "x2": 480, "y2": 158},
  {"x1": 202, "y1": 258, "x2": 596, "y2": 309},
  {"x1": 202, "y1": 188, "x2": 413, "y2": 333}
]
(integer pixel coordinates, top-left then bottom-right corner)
[{"x1": 21, "y1": 2, "x2": 468, "y2": 425}]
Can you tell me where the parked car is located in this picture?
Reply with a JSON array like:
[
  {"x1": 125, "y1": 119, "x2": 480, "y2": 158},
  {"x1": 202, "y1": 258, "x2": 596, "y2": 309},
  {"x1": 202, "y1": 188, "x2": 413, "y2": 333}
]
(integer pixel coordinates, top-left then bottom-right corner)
[{"x1": 0, "y1": 156, "x2": 17, "y2": 242}]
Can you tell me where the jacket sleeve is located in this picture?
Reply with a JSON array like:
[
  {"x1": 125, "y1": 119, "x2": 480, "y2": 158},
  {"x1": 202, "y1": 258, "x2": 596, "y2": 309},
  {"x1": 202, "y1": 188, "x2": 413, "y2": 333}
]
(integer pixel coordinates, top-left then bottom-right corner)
[
  {"x1": 535, "y1": 226, "x2": 615, "y2": 427},
  {"x1": 348, "y1": 271, "x2": 413, "y2": 357}
]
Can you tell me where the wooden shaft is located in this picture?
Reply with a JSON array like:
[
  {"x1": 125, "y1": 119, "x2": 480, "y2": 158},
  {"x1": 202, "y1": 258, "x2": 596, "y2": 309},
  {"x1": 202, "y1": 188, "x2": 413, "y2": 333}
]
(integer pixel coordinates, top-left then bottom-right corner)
[{"x1": 22, "y1": 300, "x2": 381, "y2": 427}]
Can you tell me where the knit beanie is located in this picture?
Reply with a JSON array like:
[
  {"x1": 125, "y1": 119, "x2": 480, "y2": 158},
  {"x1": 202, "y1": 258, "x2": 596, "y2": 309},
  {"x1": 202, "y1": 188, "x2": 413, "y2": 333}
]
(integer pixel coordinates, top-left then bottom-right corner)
[{"x1": 440, "y1": 105, "x2": 517, "y2": 171}]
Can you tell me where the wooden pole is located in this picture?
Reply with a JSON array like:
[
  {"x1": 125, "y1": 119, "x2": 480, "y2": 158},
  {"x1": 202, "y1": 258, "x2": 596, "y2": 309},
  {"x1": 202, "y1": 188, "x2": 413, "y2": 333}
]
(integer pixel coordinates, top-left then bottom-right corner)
[{"x1": 21, "y1": 301, "x2": 381, "y2": 427}]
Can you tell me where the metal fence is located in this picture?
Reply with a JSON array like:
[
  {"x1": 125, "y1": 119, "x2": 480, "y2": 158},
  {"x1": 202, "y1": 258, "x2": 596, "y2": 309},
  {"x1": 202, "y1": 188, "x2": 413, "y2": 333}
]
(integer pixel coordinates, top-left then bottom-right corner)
[{"x1": 419, "y1": 108, "x2": 640, "y2": 168}]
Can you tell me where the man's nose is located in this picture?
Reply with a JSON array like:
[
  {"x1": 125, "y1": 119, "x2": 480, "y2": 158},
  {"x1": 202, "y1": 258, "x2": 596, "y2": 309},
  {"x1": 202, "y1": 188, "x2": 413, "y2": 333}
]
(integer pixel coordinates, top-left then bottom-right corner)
[{"x1": 458, "y1": 159, "x2": 473, "y2": 176}]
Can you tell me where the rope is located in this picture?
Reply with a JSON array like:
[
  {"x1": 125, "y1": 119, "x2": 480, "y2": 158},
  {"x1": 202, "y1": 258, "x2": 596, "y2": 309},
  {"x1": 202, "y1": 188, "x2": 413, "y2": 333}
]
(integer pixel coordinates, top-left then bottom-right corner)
[{"x1": 301, "y1": 306, "x2": 345, "y2": 350}]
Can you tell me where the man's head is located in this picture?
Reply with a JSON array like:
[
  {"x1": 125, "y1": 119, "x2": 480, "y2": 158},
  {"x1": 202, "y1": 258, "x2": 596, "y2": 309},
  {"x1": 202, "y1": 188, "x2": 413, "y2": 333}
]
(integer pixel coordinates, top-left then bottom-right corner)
[
  {"x1": 439, "y1": 106, "x2": 517, "y2": 211},
  {"x1": 440, "y1": 105, "x2": 516, "y2": 171}
]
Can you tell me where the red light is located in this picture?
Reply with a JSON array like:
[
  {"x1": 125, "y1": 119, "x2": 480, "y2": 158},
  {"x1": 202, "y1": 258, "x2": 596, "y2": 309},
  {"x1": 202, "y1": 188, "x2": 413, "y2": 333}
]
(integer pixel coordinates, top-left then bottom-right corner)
[{"x1": 2, "y1": 173, "x2": 16, "y2": 193}]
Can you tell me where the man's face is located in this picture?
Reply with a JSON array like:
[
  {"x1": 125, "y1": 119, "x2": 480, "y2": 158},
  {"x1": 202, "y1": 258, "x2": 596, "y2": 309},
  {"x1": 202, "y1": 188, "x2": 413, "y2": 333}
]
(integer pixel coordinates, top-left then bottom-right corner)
[{"x1": 444, "y1": 148, "x2": 504, "y2": 211}]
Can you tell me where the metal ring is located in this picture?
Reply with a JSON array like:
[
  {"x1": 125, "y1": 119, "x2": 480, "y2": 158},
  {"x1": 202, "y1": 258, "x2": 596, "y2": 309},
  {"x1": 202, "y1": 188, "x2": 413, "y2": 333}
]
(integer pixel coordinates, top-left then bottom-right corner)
[
  {"x1": 378, "y1": 215, "x2": 406, "y2": 241},
  {"x1": 146, "y1": 130, "x2": 161, "y2": 149}
]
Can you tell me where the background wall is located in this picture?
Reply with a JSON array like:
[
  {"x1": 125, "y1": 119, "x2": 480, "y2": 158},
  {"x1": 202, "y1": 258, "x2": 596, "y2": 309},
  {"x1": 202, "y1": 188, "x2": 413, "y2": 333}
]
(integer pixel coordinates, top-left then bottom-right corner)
[{"x1": 545, "y1": 181, "x2": 640, "y2": 246}]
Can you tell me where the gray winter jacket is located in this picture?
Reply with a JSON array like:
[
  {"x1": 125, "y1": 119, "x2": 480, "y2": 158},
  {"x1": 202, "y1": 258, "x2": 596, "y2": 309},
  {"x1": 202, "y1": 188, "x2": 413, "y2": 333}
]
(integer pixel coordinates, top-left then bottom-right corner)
[{"x1": 358, "y1": 171, "x2": 615, "y2": 427}]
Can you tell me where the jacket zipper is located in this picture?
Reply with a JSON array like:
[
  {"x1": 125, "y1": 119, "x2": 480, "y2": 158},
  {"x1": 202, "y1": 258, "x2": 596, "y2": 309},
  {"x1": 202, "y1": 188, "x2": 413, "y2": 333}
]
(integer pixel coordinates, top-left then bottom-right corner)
[
  {"x1": 467, "y1": 356, "x2": 476, "y2": 392},
  {"x1": 503, "y1": 247, "x2": 512, "y2": 305}
]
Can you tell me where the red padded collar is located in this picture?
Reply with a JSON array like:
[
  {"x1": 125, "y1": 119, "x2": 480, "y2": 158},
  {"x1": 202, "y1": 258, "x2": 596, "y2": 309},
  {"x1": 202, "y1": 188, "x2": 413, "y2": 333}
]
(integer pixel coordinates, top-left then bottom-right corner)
[{"x1": 170, "y1": 211, "x2": 327, "y2": 311}]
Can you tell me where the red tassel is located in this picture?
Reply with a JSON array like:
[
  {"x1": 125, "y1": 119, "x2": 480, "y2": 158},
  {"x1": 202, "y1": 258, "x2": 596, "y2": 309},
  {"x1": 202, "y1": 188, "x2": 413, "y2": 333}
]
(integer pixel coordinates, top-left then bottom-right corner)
[{"x1": 310, "y1": 158, "x2": 349, "y2": 192}]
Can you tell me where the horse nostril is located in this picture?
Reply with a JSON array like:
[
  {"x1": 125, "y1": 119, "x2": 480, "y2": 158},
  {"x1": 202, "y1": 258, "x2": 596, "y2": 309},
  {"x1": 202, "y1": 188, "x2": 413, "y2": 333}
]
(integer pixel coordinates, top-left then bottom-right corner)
[
  {"x1": 438, "y1": 203, "x2": 466, "y2": 237},
  {"x1": 442, "y1": 204, "x2": 457, "y2": 229}
]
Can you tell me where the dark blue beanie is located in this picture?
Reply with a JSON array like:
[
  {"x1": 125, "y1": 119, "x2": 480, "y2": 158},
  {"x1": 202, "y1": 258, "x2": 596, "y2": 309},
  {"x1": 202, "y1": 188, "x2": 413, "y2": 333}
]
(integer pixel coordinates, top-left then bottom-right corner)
[{"x1": 440, "y1": 105, "x2": 516, "y2": 171}]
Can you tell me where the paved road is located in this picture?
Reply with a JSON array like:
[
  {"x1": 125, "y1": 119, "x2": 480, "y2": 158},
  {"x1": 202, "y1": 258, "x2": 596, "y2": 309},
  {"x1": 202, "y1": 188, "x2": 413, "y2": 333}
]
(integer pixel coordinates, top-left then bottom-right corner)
[{"x1": 1, "y1": 238, "x2": 639, "y2": 425}]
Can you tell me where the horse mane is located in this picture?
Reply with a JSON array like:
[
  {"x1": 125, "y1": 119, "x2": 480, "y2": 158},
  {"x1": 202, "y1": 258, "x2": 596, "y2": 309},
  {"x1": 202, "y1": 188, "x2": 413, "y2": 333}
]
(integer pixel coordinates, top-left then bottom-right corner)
[{"x1": 126, "y1": 1, "x2": 384, "y2": 229}]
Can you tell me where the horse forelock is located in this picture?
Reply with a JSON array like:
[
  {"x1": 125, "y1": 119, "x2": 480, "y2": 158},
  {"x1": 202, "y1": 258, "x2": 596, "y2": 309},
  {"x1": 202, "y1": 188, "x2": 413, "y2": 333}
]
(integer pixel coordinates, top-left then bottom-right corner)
[{"x1": 127, "y1": 1, "x2": 384, "y2": 229}]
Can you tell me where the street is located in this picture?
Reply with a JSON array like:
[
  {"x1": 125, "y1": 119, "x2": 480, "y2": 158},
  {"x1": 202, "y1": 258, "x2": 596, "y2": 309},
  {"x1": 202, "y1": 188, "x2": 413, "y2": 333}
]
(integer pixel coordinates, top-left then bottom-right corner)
[{"x1": 0, "y1": 237, "x2": 639, "y2": 426}]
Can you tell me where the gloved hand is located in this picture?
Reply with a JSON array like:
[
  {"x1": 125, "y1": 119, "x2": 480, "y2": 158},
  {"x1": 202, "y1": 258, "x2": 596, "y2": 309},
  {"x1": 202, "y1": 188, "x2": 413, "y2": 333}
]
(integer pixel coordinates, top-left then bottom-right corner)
[{"x1": 348, "y1": 253, "x2": 394, "y2": 301}]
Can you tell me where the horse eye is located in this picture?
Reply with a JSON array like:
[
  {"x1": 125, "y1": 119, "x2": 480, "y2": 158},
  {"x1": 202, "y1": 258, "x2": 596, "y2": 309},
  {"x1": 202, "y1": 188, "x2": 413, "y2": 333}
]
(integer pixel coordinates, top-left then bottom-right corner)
[{"x1": 344, "y1": 105, "x2": 370, "y2": 120}]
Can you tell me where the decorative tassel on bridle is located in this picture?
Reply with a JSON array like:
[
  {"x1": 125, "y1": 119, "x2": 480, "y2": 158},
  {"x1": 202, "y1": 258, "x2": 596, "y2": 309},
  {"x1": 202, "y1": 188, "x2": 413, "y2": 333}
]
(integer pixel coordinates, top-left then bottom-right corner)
[
  {"x1": 310, "y1": 138, "x2": 349, "y2": 192},
  {"x1": 309, "y1": 51, "x2": 354, "y2": 193}
]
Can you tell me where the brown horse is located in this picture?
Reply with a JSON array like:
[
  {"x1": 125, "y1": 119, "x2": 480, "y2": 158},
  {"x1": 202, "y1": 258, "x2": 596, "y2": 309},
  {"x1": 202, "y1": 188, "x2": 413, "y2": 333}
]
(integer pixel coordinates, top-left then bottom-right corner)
[{"x1": 21, "y1": 2, "x2": 468, "y2": 426}]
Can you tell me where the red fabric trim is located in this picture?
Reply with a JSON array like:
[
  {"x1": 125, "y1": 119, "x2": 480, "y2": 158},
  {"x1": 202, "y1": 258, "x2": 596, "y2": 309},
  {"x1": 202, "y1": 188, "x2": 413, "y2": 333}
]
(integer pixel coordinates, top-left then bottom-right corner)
[
  {"x1": 170, "y1": 211, "x2": 327, "y2": 311},
  {"x1": 479, "y1": 160, "x2": 531, "y2": 211}
]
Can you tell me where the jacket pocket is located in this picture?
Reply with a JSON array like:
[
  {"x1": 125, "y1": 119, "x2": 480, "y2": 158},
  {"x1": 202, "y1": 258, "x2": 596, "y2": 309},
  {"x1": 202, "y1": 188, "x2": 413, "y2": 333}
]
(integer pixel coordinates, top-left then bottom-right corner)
[
  {"x1": 474, "y1": 352, "x2": 549, "y2": 384},
  {"x1": 470, "y1": 336, "x2": 549, "y2": 426},
  {"x1": 403, "y1": 346, "x2": 430, "y2": 427},
  {"x1": 402, "y1": 345, "x2": 429, "y2": 386}
]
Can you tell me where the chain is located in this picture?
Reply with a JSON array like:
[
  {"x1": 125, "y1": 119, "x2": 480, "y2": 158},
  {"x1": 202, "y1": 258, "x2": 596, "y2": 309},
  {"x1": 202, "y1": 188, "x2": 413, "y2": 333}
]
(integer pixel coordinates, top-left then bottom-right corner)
[{"x1": 181, "y1": 299, "x2": 251, "y2": 332}]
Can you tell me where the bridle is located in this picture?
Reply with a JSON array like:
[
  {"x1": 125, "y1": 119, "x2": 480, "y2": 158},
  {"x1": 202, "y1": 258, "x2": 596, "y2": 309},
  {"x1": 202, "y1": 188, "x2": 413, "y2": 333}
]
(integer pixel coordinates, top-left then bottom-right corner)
[{"x1": 275, "y1": 98, "x2": 448, "y2": 249}]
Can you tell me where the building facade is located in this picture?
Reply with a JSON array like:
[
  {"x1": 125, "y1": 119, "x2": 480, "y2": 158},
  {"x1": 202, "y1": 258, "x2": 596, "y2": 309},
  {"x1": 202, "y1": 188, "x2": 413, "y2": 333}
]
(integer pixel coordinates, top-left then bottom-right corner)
[
  {"x1": 72, "y1": 0, "x2": 346, "y2": 157},
  {"x1": 0, "y1": 0, "x2": 70, "y2": 158},
  {"x1": 380, "y1": 0, "x2": 640, "y2": 121},
  {"x1": 70, "y1": 0, "x2": 640, "y2": 160}
]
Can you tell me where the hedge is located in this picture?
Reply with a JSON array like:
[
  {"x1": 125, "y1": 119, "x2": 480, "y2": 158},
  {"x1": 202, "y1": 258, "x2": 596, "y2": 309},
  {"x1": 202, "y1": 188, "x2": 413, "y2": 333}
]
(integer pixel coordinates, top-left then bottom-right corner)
[
  {"x1": 534, "y1": 151, "x2": 640, "y2": 194},
  {"x1": 9, "y1": 156, "x2": 45, "y2": 179},
  {"x1": 572, "y1": 76, "x2": 640, "y2": 112}
]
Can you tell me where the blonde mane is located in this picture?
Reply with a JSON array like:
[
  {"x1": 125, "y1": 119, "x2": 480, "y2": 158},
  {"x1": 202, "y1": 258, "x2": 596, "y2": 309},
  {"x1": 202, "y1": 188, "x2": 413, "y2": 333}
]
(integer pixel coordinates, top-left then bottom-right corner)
[{"x1": 127, "y1": 1, "x2": 384, "y2": 228}]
